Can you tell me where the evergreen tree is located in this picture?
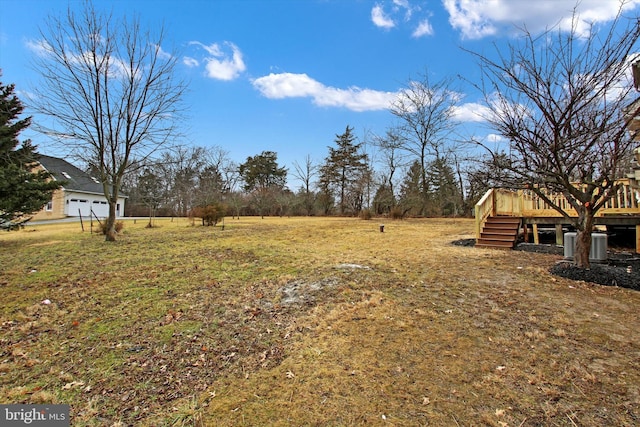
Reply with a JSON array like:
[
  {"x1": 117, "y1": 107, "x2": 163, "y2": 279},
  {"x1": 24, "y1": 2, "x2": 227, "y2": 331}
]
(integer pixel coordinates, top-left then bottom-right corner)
[
  {"x1": 238, "y1": 151, "x2": 287, "y2": 192},
  {"x1": 426, "y1": 157, "x2": 462, "y2": 216},
  {"x1": 319, "y1": 126, "x2": 369, "y2": 215},
  {"x1": 398, "y1": 160, "x2": 426, "y2": 216},
  {"x1": 0, "y1": 79, "x2": 60, "y2": 228},
  {"x1": 372, "y1": 182, "x2": 395, "y2": 215},
  {"x1": 238, "y1": 151, "x2": 287, "y2": 218}
]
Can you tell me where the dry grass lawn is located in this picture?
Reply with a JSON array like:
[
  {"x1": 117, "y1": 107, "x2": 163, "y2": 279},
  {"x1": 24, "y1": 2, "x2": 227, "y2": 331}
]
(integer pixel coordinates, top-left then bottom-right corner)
[{"x1": 0, "y1": 217, "x2": 638, "y2": 426}]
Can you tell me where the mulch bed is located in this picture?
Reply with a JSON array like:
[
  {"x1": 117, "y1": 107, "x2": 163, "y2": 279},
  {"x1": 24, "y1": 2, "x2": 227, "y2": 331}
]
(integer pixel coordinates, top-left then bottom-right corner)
[{"x1": 452, "y1": 238, "x2": 640, "y2": 291}]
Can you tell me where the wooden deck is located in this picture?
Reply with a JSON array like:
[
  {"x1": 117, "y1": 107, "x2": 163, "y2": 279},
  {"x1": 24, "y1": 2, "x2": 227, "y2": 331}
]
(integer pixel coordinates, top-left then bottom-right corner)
[{"x1": 475, "y1": 179, "x2": 640, "y2": 252}]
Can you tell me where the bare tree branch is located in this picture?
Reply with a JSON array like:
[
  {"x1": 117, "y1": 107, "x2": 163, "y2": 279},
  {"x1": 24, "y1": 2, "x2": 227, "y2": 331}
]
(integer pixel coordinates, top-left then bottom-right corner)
[{"x1": 465, "y1": 5, "x2": 640, "y2": 267}]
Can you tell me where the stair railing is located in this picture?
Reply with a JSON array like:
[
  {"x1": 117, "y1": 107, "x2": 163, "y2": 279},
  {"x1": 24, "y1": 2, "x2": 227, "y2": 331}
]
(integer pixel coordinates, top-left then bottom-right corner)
[{"x1": 475, "y1": 188, "x2": 523, "y2": 239}]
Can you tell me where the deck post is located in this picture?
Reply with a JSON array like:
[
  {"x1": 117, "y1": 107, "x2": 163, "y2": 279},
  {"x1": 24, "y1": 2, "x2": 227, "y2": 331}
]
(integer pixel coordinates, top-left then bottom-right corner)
[
  {"x1": 533, "y1": 224, "x2": 539, "y2": 244},
  {"x1": 636, "y1": 225, "x2": 640, "y2": 254},
  {"x1": 523, "y1": 223, "x2": 529, "y2": 243},
  {"x1": 555, "y1": 224, "x2": 563, "y2": 246}
]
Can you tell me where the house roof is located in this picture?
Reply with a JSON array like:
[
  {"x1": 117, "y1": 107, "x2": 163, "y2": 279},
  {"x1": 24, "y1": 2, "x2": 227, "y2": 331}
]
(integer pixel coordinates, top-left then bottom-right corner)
[{"x1": 38, "y1": 155, "x2": 108, "y2": 196}]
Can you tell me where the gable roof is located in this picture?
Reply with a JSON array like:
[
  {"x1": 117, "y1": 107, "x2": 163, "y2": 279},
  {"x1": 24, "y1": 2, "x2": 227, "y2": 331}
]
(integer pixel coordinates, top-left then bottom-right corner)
[{"x1": 38, "y1": 155, "x2": 107, "y2": 196}]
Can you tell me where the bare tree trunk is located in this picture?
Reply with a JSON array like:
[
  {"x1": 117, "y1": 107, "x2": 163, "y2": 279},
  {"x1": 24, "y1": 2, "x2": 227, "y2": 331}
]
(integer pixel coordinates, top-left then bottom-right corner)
[
  {"x1": 574, "y1": 209, "x2": 594, "y2": 269},
  {"x1": 105, "y1": 201, "x2": 117, "y2": 242}
]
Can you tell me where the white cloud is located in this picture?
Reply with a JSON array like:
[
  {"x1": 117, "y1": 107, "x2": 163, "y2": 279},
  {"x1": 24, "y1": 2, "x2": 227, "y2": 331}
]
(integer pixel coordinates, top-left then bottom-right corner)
[
  {"x1": 26, "y1": 38, "x2": 136, "y2": 80},
  {"x1": 373, "y1": 1, "x2": 436, "y2": 37},
  {"x1": 252, "y1": 72, "x2": 399, "y2": 112},
  {"x1": 412, "y1": 19, "x2": 434, "y2": 38},
  {"x1": 152, "y1": 44, "x2": 173, "y2": 60},
  {"x1": 17, "y1": 89, "x2": 37, "y2": 102},
  {"x1": 183, "y1": 56, "x2": 199, "y2": 67},
  {"x1": 485, "y1": 133, "x2": 505, "y2": 143},
  {"x1": 393, "y1": 0, "x2": 413, "y2": 20},
  {"x1": 371, "y1": 4, "x2": 396, "y2": 29},
  {"x1": 187, "y1": 41, "x2": 246, "y2": 81},
  {"x1": 252, "y1": 73, "x2": 322, "y2": 99},
  {"x1": 452, "y1": 102, "x2": 492, "y2": 122},
  {"x1": 443, "y1": 0, "x2": 640, "y2": 40},
  {"x1": 25, "y1": 39, "x2": 52, "y2": 56}
]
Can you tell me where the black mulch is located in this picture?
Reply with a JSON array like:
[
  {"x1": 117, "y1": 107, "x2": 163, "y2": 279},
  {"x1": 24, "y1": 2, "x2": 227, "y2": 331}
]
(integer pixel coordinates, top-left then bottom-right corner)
[{"x1": 451, "y1": 238, "x2": 640, "y2": 291}]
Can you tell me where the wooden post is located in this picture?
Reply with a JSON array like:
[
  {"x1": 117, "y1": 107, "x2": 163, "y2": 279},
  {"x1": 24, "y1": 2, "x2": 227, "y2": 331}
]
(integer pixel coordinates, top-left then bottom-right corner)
[
  {"x1": 555, "y1": 224, "x2": 563, "y2": 246},
  {"x1": 523, "y1": 223, "x2": 529, "y2": 243},
  {"x1": 492, "y1": 189, "x2": 497, "y2": 216},
  {"x1": 78, "y1": 209, "x2": 84, "y2": 232},
  {"x1": 533, "y1": 224, "x2": 540, "y2": 244},
  {"x1": 636, "y1": 224, "x2": 640, "y2": 254}
]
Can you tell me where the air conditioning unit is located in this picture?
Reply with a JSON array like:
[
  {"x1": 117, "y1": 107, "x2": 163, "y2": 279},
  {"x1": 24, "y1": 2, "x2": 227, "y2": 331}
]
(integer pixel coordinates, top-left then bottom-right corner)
[
  {"x1": 564, "y1": 232, "x2": 576, "y2": 259},
  {"x1": 563, "y1": 232, "x2": 608, "y2": 262}
]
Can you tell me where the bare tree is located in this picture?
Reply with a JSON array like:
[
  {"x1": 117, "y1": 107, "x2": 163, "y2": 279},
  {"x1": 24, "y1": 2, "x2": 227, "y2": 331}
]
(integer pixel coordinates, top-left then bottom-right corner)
[
  {"x1": 390, "y1": 72, "x2": 460, "y2": 215},
  {"x1": 292, "y1": 154, "x2": 317, "y2": 215},
  {"x1": 194, "y1": 146, "x2": 234, "y2": 208},
  {"x1": 159, "y1": 146, "x2": 207, "y2": 216},
  {"x1": 373, "y1": 127, "x2": 406, "y2": 207},
  {"x1": 31, "y1": 1, "x2": 186, "y2": 240},
  {"x1": 468, "y1": 8, "x2": 640, "y2": 267}
]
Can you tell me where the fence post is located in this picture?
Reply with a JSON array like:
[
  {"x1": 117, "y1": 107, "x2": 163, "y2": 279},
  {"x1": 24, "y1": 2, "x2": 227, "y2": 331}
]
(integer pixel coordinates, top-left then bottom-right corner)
[{"x1": 78, "y1": 209, "x2": 84, "y2": 232}]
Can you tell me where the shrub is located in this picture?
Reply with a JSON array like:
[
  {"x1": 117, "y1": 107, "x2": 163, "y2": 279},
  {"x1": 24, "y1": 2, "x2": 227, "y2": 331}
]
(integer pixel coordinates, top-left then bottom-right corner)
[
  {"x1": 359, "y1": 209, "x2": 372, "y2": 220},
  {"x1": 97, "y1": 220, "x2": 124, "y2": 235},
  {"x1": 191, "y1": 203, "x2": 227, "y2": 226},
  {"x1": 389, "y1": 206, "x2": 405, "y2": 220}
]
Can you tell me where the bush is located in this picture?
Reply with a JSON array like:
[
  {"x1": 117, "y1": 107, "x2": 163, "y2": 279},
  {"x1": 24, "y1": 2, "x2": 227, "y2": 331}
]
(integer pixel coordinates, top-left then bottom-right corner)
[
  {"x1": 191, "y1": 203, "x2": 227, "y2": 226},
  {"x1": 359, "y1": 209, "x2": 372, "y2": 220},
  {"x1": 389, "y1": 206, "x2": 405, "y2": 220},
  {"x1": 97, "y1": 220, "x2": 124, "y2": 235}
]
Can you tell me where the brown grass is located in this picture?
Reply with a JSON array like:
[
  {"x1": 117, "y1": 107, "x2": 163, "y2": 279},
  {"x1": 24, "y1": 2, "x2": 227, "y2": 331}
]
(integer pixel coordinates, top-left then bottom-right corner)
[{"x1": 0, "y1": 217, "x2": 639, "y2": 426}]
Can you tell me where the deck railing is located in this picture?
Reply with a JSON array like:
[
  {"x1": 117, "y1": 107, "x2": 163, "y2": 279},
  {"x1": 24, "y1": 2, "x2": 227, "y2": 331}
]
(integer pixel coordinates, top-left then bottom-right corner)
[{"x1": 475, "y1": 179, "x2": 640, "y2": 239}]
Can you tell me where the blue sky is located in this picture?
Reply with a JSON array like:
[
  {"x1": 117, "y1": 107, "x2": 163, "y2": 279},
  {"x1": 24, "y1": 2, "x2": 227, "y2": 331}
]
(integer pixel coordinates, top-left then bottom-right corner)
[{"x1": 1, "y1": 0, "x2": 639, "y2": 189}]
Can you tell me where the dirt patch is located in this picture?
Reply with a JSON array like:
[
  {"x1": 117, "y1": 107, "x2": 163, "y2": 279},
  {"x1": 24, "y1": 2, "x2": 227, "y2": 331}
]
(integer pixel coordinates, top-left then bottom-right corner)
[
  {"x1": 279, "y1": 277, "x2": 340, "y2": 305},
  {"x1": 452, "y1": 238, "x2": 640, "y2": 290}
]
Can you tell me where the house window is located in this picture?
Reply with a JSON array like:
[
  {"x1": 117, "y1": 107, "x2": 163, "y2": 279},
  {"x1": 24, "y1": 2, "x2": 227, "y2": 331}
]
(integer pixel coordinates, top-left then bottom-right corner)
[{"x1": 46, "y1": 200, "x2": 53, "y2": 211}]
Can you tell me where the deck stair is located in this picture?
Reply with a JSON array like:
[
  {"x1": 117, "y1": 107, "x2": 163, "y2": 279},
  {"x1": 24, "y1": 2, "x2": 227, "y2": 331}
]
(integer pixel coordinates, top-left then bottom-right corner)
[{"x1": 476, "y1": 216, "x2": 521, "y2": 249}]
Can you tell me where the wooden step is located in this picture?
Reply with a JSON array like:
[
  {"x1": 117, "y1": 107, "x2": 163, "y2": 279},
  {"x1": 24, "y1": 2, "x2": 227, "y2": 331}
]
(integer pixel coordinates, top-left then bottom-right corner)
[
  {"x1": 476, "y1": 216, "x2": 521, "y2": 249},
  {"x1": 476, "y1": 240, "x2": 515, "y2": 249}
]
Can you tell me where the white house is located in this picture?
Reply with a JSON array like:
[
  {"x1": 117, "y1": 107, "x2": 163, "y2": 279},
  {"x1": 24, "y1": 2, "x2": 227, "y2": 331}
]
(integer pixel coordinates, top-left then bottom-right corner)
[{"x1": 31, "y1": 155, "x2": 126, "y2": 220}]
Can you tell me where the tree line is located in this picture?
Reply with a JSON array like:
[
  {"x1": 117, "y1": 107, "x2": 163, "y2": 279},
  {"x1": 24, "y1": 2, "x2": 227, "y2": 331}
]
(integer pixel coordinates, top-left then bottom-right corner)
[{"x1": 122, "y1": 119, "x2": 484, "y2": 220}]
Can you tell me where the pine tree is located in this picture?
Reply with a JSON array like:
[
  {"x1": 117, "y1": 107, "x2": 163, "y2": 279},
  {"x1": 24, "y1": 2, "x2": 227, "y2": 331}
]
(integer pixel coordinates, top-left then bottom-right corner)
[
  {"x1": 318, "y1": 126, "x2": 369, "y2": 215},
  {"x1": 398, "y1": 160, "x2": 427, "y2": 216},
  {"x1": 0, "y1": 79, "x2": 60, "y2": 228},
  {"x1": 238, "y1": 151, "x2": 287, "y2": 218},
  {"x1": 426, "y1": 157, "x2": 462, "y2": 216}
]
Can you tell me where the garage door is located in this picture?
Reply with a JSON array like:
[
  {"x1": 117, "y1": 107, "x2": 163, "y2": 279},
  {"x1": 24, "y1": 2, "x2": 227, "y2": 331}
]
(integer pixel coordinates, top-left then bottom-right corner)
[
  {"x1": 91, "y1": 200, "x2": 109, "y2": 217},
  {"x1": 67, "y1": 199, "x2": 90, "y2": 217}
]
